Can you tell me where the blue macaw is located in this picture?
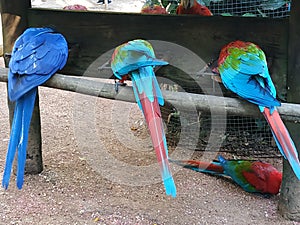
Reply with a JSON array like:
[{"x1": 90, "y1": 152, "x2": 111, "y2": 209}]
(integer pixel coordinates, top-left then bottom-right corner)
[
  {"x1": 217, "y1": 40, "x2": 300, "y2": 179},
  {"x1": 111, "y1": 39, "x2": 176, "y2": 197},
  {"x1": 2, "y1": 27, "x2": 68, "y2": 189}
]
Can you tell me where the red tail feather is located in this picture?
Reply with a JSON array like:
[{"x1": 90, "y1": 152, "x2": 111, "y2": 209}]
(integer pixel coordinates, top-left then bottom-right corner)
[
  {"x1": 138, "y1": 91, "x2": 176, "y2": 197},
  {"x1": 263, "y1": 108, "x2": 300, "y2": 179},
  {"x1": 139, "y1": 92, "x2": 167, "y2": 162},
  {"x1": 180, "y1": 160, "x2": 224, "y2": 173}
]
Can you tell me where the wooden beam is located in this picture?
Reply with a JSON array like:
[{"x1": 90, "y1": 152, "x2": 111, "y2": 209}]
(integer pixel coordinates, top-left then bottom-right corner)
[
  {"x1": 26, "y1": 9, "x2": 289, "y2": 97},
  {"x1": 1, "y1": 68, "x2": 300, "y2": 122},
  {"x1": 0, "y1": 0, "x2": 44, "y2": 175},
  {"x1": 279, "y1": 1, "x2": 300, "y2": 221}
]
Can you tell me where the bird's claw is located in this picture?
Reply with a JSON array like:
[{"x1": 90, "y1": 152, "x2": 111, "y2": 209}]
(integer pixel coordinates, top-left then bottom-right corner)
[
  {"x1": 167, "y1": 108, "x2": 180, "y2": 124},
  {"x1": 4, "y1": 53, "x2": 12, "y2": 65},
  {"x1": 114, "y1": 79, "x2": 127, "y2": 93}
]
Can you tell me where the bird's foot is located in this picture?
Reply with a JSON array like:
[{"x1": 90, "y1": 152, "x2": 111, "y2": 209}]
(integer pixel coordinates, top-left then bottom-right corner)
[
  {"x1": 114, "y1": 79, "x2": 127, "y2": 93},
  {"x1": 167, "y1": 108, "x2": 180, "y2": 124},
  {"x1": 207, "y1": 58, "x2": 219, "y2": 74},
  {"x1": 4, "y1": 53, "x2": 12, "y2": 65}
]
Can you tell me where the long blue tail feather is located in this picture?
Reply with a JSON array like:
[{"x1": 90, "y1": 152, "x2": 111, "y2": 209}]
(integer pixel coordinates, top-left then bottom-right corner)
[
  {"x1": 16, "y1": 88, "x2": 37, "y2": 189},
  {"x1": 2, "y1": 99, "x2": 23, "y2": 189},
  {"x1": 2, "y1": 88, "x2": 37, "y2": 189}
]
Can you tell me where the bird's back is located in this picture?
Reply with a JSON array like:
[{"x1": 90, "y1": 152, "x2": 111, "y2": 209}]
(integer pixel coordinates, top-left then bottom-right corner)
[
  {"x1": 8, "y1": 27, "x2": 68, "y2": 101},
  {"x1": 111, "y1": 39, "x2": 167, "y2": 79},
  {"x1": 218, "y1": 156, "x2": 258, "y2": 193},
  {"x1": 217, "y1": 41, "x2": 280, "y2": 109}
]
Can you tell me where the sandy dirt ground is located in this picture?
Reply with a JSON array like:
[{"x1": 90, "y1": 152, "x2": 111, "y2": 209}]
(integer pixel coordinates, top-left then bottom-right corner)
[
  {"x1": 0, "y1": 0, "x2": 299, "y2": 224},
  {"x1": 0, "y1": 81, "x2": 296, "y2": 225}
]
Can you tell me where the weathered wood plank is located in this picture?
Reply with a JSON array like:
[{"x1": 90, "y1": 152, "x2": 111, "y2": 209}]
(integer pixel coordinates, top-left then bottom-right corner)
[
  {"x1": 1, "y1": 67, "x2": 299, "y2": 123},
  {"x1": 27, "y1": 9, "x2": 289, "y2": 98}
]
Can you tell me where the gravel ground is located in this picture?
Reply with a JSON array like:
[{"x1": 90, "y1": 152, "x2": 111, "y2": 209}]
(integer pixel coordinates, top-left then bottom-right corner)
[
  {"x1": 0, "y1": 80, "x2": 296, "y2": 225},
  {"x1": 0, "y1": 1, "x2": 298, "y2": 224}
]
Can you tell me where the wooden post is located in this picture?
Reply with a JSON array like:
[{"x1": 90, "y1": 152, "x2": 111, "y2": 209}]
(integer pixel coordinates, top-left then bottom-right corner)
[
  {"x1": 0, "y1": 0, "x2": 43, "y2": 174},
  {"x1": 278, "y1": 1, "x2": 300, "y2": 221}
]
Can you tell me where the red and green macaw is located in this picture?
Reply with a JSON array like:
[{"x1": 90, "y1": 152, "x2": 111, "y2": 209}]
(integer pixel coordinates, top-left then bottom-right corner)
[
  {"x1": 2, "y1": 27, "x2": 68, "y2": 189},
  {"x1": 141, "y1": 0, "x2": 168, "y2": 14},
  {"x1": 176, "y1": 0, "x2": 213, "y2": 15},
  {"x1": 111, "y1": 39, "x2": 176, "y2": 197},
  {"x1": 171, "y1": 155, "x2": 282, "y2": 195},
  {"x1": 216, "y1": 40, "x2": 300, "y2": 179}
]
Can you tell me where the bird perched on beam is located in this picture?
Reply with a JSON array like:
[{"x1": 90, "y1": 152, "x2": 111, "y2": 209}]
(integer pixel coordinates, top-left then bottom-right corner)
[
  {"x1": 216, "y1": 40, "x2": 300, "y2": 180},
  {"x1": 2, "y1": 27, "x2": 68, "y2": 189},
  {"x1": 111, "y1": 39, "x2": 176, "y2": 197}
]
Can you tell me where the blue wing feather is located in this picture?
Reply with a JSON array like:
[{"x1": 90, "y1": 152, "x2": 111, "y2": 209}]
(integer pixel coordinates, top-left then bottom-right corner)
[
  {"x1": 219, "y1": 43, "x2": 279, "y2": 112},
  {"x1": 220, "y1": 47, "x2": 280, "y2": 111},
  {"x1": 111, "y1": 39, "x2": 168, "y2": 79},
  {"x1": 222, "y1": 70, "x2": 280, "y2": 110},
  {"x1": 237, "y1": 52, "x2": 266, "y2": 74},
  {"x1": 113, "y1": 58, "x2": 167, "y2": 80},
  {"x1": 8, "y1": 30, "x2": 68, "y2": 101},
  {"x1": 218, "y1": 156, "x2": 256, "y2": 192}
]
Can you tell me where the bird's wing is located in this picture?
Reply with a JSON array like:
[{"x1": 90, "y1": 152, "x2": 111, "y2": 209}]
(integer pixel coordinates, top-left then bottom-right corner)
[
  {"x1": 8, "y1": 28, "x2": 68, "y2": 101},
  {"x1": 111, "y1": 39, "x2": 168, "y2": 79},
  {"x1": 218, "y1": 41, "x2": 280, "y2": 109}
]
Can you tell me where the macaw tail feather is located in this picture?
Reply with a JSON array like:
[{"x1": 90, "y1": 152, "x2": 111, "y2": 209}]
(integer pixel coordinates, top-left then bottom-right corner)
[
  {"x1": 2, "y1": 99, "x2": 23, "y2": 189},
  {"x1": 2, "y1": 88, "x2": 37, "y2": 189},
  {"x1": 170, "y1": 159, "x2": 224, "y2": 175},
  {"x1": 131, "y1": 67, "x2": 176, "y2": 197},
  {"x1": 263, "y1": 108, "x2": 300, "y2": 179},
  {"x1": 16, "y1": 88, "x2": 37, "y2": 189}
]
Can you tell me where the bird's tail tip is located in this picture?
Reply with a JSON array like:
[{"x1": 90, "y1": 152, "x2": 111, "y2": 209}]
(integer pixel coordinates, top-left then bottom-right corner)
[
  {"x1": 2, "y1": 183, "x2": 8, "y2": 190},
  {"x1": 2, "y1": 174, "x2": 10, "y2": 190},
  {"x1": 16, "y1": 180, "x2": 24, "y2": 190},
  {"x1": 1, "y1": 179, "x2": 23, "y2": 190},
  {"x1": 163, "y1": 176, "x2": 177, "y2": 198}
]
